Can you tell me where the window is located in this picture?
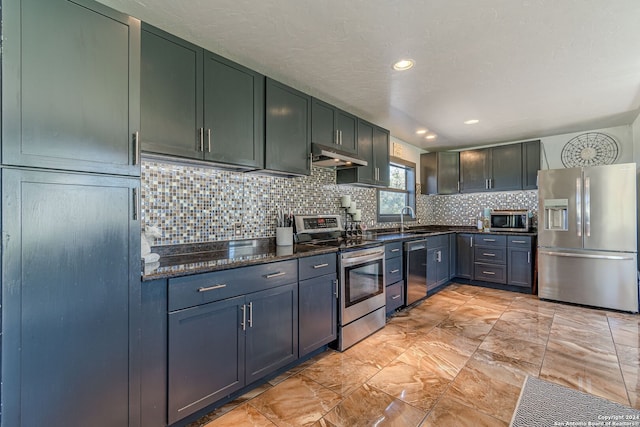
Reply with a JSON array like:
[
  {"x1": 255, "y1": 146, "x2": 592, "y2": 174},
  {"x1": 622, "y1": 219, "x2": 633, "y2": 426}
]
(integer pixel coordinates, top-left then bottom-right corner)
[{"x1": 377, "y1": 158, "x2": 416, "y2": 222}]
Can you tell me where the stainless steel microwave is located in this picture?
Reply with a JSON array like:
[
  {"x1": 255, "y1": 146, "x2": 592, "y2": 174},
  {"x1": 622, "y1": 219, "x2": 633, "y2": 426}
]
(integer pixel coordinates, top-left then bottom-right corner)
[{"x1": 489, "y1": 210, "x2": 530, "y2": 232}]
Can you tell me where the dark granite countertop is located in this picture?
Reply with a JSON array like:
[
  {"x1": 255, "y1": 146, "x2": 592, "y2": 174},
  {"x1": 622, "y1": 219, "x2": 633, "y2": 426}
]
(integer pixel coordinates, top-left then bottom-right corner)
[
  {"x1": 142, "y1": 238, "x2": 338, "y2": 281},
  {"x1": 142, "y1": 227, "x2": 537, "y2": 281}
]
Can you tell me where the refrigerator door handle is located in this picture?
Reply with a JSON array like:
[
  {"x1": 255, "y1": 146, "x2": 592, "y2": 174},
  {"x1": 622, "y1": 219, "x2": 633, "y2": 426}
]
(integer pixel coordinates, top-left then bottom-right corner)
[
  {"x1": 584, "y1": 176, "x2": 591, "y2": 237},
  {"x1": 576, "y1": 177, "x2": 582, "y2": 237},
  {"x1": 539, "y1": 250, "x2": 635, "y2": 261}
]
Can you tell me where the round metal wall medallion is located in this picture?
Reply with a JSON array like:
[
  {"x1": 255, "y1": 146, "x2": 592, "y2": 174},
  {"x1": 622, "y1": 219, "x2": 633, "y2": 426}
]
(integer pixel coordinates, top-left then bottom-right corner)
[{"x1": 560, "y1": 132, "x2": 619, "y2": 168}]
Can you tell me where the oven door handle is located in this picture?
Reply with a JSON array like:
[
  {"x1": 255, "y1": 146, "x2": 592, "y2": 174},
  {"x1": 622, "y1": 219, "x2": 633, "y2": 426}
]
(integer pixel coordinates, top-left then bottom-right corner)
[{"x1": 341, "y1": 252, "x2": 384, "y2": 266}]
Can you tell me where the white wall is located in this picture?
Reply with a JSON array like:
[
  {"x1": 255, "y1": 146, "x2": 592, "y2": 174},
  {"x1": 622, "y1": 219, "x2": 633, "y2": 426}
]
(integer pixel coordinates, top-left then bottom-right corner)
[{"x1": 388, "y1": 136, "x2": 425, "y2": 181}]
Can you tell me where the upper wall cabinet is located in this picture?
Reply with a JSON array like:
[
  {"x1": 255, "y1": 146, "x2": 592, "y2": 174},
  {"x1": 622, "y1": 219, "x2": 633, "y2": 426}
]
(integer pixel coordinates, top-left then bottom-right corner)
[
  {"x1": 460, "y1": 144, "x2": 522, "y2": 192},
  {"x1": 264, "y1": 79, "x2": 312, "y2": 176},
  {"x1": 141, "y1": 24, "x2": 264, "y2": 169},
  {"x1": 522, "y1": 140, "x2": 541, "y2": 190},
  {"x1": 311, "y1": 99, "x2": 358, "y2": 154},
  {"x1": 2, "y1": 0, "x2": 141, "y2": 176},
  {"x1": 420, "y1": 151, "x2": 460, "y2": 195},
  {"x1": 336, "y1": 120, "x2": 390, "y2": 187}
]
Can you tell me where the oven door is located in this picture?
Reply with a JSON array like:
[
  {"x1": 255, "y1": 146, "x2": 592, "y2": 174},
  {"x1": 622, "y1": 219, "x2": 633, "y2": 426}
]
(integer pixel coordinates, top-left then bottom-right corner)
[{"x1": 340, "y1": 247, "x2": 386, "y2": 325}]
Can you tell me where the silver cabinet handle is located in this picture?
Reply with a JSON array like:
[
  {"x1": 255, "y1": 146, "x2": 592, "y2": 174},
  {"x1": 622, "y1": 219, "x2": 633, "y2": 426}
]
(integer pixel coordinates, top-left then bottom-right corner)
[
  {"x1": 585, "y1": 176, "x2": 591, "y2": 237},
  {"x1": 199, "y1": 128, "x2": 204, "y2": 152},
  {"x1": 207, "y1": 128, "x2": 212, "y2": 153},
  {"x1": 133, "y1": 131, "x2": 140, "y2": 165},
  {"x1": 247, "y1": 301, "x2": 253, "y2": 327},
  {"x1": 391, "y1": 248, "x2": 400, "y2": 253},
  {"x1": 485, "y1": 179, "x2": 489, "y2": 189},
  {"x1": 437, "y1": 250, "x2": 442, "y2": 263},
  {"x1": 313, "y1": 263, "x2": 329, "y2": 269},
  {"x1": 197, "y1": 284, "x2": 227, "y2": 292},
  {"x1": 334, "y1": 279, "x2": 339, "y2": 299},
  {"x1": 390, "y1": 269, "x2": 400, "y2": 274},
  {"x1": 482, "y1": 271, "x2": 496, "y2": 275},
  {"x1": 339, "y1": 130, "x2": 342, "y2": 145},
  {"x1": 539, "y1": 250, "x2": 634, "y2": 261},
  {"x1": 470, "y1": 237, "x2": 473, "y2": 247},
  {"x1": 335, "y1": 129, "x2": 339, "y2": 145},
  {"x1": 241, "y1": 304, "x2": 246, "y2": 331},
  {"x1": 527, "y1": 251, "x2": 531, "y2": 264},
  {"x1": 511, "y1": 240, "x2": 526, "y2": 244},
  {"x1": 483, "y1": 238, "x2": 496, "y2": 242},
  {"x1": 132, "y1": 188, "x2": 139, "y2": 221},
  {"x1": 265, "y1": 271, "x2": 286, "y2": 279},
  {"x1": 576, "y1": 177, "x2": 582, "y2": 237},
  {"x1": 482, "y1": 253, "x2": 496, "y2": 257},
  {"x1": 457, "y1": 181, "x2": 460, "y2": 192},
  {"x1": 489, "y1": 178, "x2": 492, "y2": 188},
  {"x1": 391, "y1": 295, "x2": 401, "y2": 300}
]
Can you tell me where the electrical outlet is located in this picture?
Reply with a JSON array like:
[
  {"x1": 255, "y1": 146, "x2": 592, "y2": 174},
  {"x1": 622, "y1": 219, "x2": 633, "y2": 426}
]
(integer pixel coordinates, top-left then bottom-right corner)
[{"x1": 234, "y1": 222, "x2": 242, "y2": 236}]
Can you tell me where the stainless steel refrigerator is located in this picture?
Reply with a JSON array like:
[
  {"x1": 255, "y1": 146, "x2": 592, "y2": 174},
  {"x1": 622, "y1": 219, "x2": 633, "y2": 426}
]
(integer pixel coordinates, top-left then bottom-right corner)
[{"x1": 538, "y1": 163, "x2": 639, "y2": 313}]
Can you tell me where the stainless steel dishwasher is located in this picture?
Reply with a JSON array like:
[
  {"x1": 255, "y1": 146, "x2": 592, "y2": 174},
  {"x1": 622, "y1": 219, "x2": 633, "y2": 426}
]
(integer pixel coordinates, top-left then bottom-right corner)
[{"x1": 404, "y1": 239, "x2": 428, "y2": 305}]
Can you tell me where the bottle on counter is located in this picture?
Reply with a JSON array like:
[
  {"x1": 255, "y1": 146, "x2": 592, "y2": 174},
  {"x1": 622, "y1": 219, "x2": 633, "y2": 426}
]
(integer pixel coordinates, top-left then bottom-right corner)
[{"x1": 477, "y1": 212, "x2": 484, "y2": 230}]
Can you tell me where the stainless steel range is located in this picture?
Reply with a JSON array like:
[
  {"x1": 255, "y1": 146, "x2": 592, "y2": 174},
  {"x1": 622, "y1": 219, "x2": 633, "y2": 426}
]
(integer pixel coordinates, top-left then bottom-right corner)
[{"x1": 295, "y1": 215, "x2": 386, "y2": 350}]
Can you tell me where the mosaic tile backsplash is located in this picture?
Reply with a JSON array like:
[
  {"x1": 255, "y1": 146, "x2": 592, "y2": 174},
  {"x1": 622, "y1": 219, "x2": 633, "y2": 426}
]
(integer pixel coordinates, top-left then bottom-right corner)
[{"x1": 141, "y1": 159, "x2": 538, "y2": 246}]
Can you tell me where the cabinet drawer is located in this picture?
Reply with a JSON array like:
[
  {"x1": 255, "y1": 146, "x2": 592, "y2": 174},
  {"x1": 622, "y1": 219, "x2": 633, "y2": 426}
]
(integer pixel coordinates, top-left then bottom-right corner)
[
  {"x1": 386, "y1": 280, "x2": 404, "y2": 312},
  {"x1": 474, "y1": 247, "x2": 506, "y2": 264},
  {"x1": 385, "y1": 256, "x2": 403, "y2": 285},
  {"x1": 169, "y1": 260, "x2": 298, "y2": 311},
  {"x1": 427, "y1": 234, "x2": 448, "y2": 249},
  {"x1": 474, "y1": 234, "x2": 506, "y2": 247},
  {"x1": 507, "y1": 236, "x2": 533, "y2": 247},
  {"x1": 299, "y1": 253, "x2": 337, "y2": 281},
  {"x1": 385, "y1": 242, "x2": 403, "y2": 259},
  {"x1": 474, "y1": 263, "x2": 506, "y2": 283}
]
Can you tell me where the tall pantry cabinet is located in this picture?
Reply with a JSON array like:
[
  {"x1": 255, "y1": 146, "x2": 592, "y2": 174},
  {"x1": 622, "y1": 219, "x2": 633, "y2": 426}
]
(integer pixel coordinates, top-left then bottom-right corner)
[{"x1": 1, "y1": 1, "x2": 142, "y2": 426}]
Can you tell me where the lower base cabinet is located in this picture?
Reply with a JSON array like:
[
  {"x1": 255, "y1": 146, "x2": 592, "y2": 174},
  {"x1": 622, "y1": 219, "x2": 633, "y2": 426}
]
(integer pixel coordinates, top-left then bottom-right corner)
[{"x1": 299, "y1": 273, "x2": 338, "y2": 357}]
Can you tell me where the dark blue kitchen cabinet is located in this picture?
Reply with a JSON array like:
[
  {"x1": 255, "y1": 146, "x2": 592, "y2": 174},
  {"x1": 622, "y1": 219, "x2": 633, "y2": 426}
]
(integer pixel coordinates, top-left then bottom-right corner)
[
  {"x1": 2, "y1": 0, "x2": 141, "y2": 176},
  {"x1": 507, "y1": 236, "x2": 534, "y2": 289},
  {"x1": 385, "y1": 242, "x2": 405, "y2": 314},
  {"x1": 168, "y1": 296, "x2": 246, "y2": 425},
  {"x1": 460, "y1": 145, "x2": 522, "y2": 192},
  {"x1": 522, "y1": 140, "x2": 541, "y2": 190},
  {"x1": 336, "y1": 119, "x2": 390, "y2": 186},
  {"x1": 265, "y1": 78, "x2": 312, "y2": 175},
  {"x1": 456, "y1": 234, "x2": 475, "y2": 280},
  {"x1": 141, "y1": 24, "x2": 264, "y2": 169},
  {"x1": 298, "y1": 254, "x2": 338, "y2": 356},
  {"x1": 427, "y1": 235, "x2": 450, "y2": 291},
  {"x1": 1, "y1": 168, "x2": 141, "y2": 427},
  {"x1": 420, "y1": 151, "x2": 460, "y2": 195},
  {"x1": 245, "y1": 283, "x2": 299, "y2": 384},
  {"x1": 311, "y1": 98, "x2": 358, "y2": 154}
]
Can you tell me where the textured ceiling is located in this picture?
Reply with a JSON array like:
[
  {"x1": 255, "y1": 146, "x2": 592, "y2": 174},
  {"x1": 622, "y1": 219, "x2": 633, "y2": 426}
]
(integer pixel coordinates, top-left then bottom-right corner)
[{"x1": 96, "y1": 0, "x2": 640, "y2": 150}]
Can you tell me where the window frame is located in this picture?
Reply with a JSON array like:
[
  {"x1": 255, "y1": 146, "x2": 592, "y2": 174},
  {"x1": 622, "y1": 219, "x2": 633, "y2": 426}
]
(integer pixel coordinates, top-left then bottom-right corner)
[{"x1": 377, "y1": 157, "x2": 416, "y2": 223}]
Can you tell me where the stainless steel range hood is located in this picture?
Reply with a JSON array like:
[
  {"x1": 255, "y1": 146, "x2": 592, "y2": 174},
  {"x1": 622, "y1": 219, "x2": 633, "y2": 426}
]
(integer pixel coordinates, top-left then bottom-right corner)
[{"x1": 311, "y1": 143, "x2": 368, "y2": 168}]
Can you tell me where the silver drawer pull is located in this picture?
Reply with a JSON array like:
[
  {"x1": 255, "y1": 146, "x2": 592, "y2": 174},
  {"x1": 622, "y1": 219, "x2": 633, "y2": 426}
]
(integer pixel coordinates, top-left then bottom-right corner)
[
  {"x1": 391, "y1": 295, "x2": 401, "y2": 300},
  {"x1": 265, "y1": 271, "x2": 286, "y2": 279},
  {"x1": 482, "y1": 271, "x2": 496, "y2": 275},
  {"x1": 390, "y1": 269, "x2": 400, "y2": 273},
  {"x1": 313, "y1": 263, "x2": 329, "y2": 269},
  {"x1": 197, "y1": 284, "x2": 227, "y2": 292},
  {"x1": 483, "y1": 238, "x2": 496, "y2": 242},
  {"x1": 511, "y1": 240, "x2": 526, "y2": 244},
  {"x1": 391, "y1": 248, "x2": 400, "y2": 253},
  {"x1": 482, "y1": 253, "x2": 496, "y2": 257}
]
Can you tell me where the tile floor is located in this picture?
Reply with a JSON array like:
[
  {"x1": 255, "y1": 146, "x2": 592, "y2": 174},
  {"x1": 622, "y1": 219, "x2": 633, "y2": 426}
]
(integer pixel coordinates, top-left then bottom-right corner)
[{"x1": 188, "y1": 283, "x2": 640, "y2": 427}]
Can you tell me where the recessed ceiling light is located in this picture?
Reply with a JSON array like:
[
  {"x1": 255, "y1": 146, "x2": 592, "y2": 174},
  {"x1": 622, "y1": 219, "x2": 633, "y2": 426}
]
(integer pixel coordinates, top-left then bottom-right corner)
[
  {"x1": 416, "y1": 129, "x2": 428, "y2": 135},
  {"x1": 464, "y1": 119, "x2": 480, "y2": 125},
  {"x1": 425, "y1": 134, "x2": 437, "y2": 140},
  {"x1": 393, "y1": 59, "x2": 414, "y2": 71}
]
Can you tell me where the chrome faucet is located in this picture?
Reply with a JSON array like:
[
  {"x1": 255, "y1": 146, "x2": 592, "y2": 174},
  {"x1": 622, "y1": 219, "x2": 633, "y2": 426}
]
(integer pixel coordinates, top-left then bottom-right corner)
[{"x1": 400, "y1": 206, "x2": 415, "y2": 233}]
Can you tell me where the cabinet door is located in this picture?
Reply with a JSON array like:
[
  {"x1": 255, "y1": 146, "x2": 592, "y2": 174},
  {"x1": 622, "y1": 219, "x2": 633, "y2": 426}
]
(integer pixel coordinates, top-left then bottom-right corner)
[
  {"x1": 299, "y1": 274, "x2": 338, "y2": 357},
  {"x1": 141, "y1": 25, "x2": 203, "y2": 159},
  {"x1": 427, "y1": 247, "x2": 438, "y2": 291},
  {"x1": 336, "y1": 110, "x2": 358, "y2": 154},
  {"x1": 245, "y1": 283, "x2": 299, "y2": 384},
  {"x1": 311, "y1": 98, "x2": 337, "y2": 147},
  {"x1": 522, "y1": 140, "x2": 541, "y2": 190},
  {"x1": 456, "y1": 234, "x2": 474, "y2": 279},
  {"x1": 373, "y1": 126, "x2": 390, "y2": 186},
  {"x1": 508, "y1": 248, "x2": 533, "y2": 288},
  {"x1": 3, "y1": 0, "x2": 140, "y2": 176},
  {"x1": 438, "y1": 152, "x2": 460, "y2": 194},
  {"x1": 2, "y1": 169, "x2": 140, "y2": 427},
  {"x1": 204, "y1": 52, "x2": 264, "y2": 168},
  {"x1": 490, "y1": 144, "x2": 522, "y2": 191},
  {"x1": 354, "y1": 120, "x2": 375, "y2": 184},
  {"x1": 460, "y1": 149, "x2": 489, "y2": 193},
  {"x1": 168, "y1": 296, "x2": 245, "y2": 425},
  {"x1": 265, "y1": 79, "x2": 312, "y2": 175}
]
